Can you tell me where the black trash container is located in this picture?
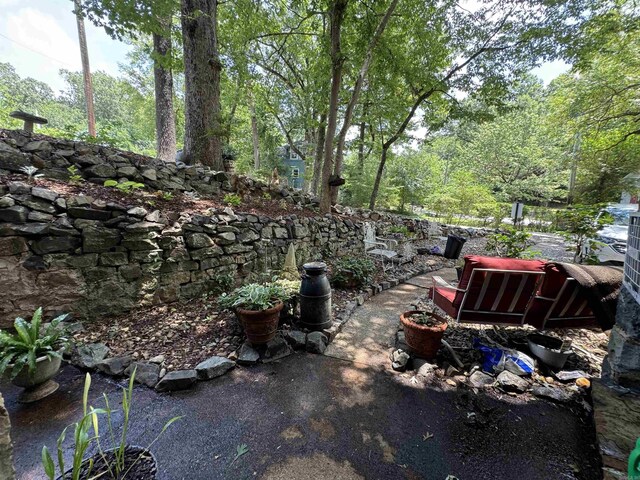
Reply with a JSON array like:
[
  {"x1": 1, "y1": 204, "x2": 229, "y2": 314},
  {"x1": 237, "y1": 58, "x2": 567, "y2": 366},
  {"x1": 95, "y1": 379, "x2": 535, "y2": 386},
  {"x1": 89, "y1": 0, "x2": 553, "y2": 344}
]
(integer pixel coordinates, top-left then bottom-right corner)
[{"x1": 444, "y1": 235, "x2": 466, "y2": 259}]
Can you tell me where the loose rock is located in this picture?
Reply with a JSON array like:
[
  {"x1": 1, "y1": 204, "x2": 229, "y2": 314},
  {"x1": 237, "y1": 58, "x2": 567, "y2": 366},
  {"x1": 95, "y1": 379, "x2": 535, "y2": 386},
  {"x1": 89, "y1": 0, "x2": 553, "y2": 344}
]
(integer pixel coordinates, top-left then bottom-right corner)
[
  {"x1": 195, "y1": 356, "x2": 235, "y2": 380},
  {"x1": 155, "y1": 370, "x2": 197, "y2": 392},
  {"x1": 97, "y1": 355, "x2": 133, "y2": 376},
  {"x1": 306, "y1": 332, "x2": 328, "y2": 354},
  {"x1": 496, "y1": 370, "x2": 529, "y2": 393}
]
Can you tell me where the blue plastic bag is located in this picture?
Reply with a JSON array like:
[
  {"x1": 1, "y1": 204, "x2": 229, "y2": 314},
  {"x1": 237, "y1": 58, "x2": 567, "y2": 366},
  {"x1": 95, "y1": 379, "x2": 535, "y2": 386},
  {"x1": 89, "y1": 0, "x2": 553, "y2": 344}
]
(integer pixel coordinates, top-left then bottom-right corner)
[{"x1": 473, "y1": 338, "x2": 534, "y2": 376}]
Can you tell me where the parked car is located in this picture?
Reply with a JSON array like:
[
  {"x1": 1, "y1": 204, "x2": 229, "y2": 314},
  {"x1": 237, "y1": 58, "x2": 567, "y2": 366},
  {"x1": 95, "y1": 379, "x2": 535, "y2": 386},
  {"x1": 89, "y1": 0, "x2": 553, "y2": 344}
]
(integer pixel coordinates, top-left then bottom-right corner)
[{"x1": 591, "y1": 203, "x2": 638, "y2": 264}]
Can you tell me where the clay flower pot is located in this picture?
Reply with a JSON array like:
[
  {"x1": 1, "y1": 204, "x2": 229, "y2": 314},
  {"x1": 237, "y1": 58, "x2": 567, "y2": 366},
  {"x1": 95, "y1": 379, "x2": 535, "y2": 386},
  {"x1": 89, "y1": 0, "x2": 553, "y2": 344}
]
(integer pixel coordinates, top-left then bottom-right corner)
[
  {"x1": 237, "y1": 302, "x2": 284, "y2": 345},
  {"x1": 400, "y1": 311, "x2": 447, "y2": 360},
  {"x1": 9, "y1": 350, "x2": 63, "y2": 403}
]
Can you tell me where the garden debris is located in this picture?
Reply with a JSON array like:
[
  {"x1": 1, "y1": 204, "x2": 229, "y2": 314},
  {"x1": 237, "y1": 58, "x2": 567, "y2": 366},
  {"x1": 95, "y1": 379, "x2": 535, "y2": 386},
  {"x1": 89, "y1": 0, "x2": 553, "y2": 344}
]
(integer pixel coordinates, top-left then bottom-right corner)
[
  {"x1": 391, "y1": 349, "x2": 410, "y2": 371},
  {"x1": 497, "y1": 370, "x2": 529, "y2": 393},
  {"x1": 468, "y1": 371, "x2": 494, "y2": 388},
  {"x1": 555, "y1": 370, "x2": 589, "y2": 382},
  {"x1": 532, "y1": 385, "x2": 572, "y2": 403}
]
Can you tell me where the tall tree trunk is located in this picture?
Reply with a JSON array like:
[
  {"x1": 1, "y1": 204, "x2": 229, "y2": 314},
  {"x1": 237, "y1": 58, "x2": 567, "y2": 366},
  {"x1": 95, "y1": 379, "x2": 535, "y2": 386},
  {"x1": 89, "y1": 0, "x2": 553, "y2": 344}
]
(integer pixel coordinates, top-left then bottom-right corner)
[
  {"x1": 357, "y1": 120, "x2": 366, "y2": 172},
  {"x1": 312, "y1": 113, "x2": 327, "y2": 196},
  {"x1": 181, "y1": 0, "x2": 223, "y2": 169},
  {"x1": 73, "y1": 0, "x2": 96, "y2": 138},
  {"x1": 319, "y1": 0, "x2": 349, "y2": 213},
  {"x1": 152, "y1": 18, "x2": 176, "y2": 162},
  {"x1": 248, "y1": 86, "x2": 260, "y2": 170},
  {"x1": 330, "y1": 0, "x2": 400, "y2": 205},
  {"x1": 369, "y1": 145, "x2": 389, "y2": 210}
]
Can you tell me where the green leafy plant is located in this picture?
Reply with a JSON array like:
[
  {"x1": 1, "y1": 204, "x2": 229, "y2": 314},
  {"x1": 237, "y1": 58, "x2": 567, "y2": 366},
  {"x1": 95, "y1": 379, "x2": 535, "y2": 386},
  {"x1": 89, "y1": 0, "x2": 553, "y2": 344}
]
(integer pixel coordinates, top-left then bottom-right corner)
[
  {"x1": 20, "y1": 165, "x2": 43, "y2": 182},
  {"x1": 231, "y1": 444, "x2": 249, "y2": 466},
  {"x1": 42, "y1": 371, "x2": 182, "y2": 480},
  {"x1": 556, "y1": 204, "x2": 613, "y2": 263},
  {"x1": 0, "y1": 307, "x2": 68, "y2": 380},
  {"x1": 224, "y1": 193, "x2": 242, "y2": 207},
  {"x1": 156, "y1": 190, "x2": 174, "y2": 201},
  {"x1": 206, "y1": 273, "x2": 235, "y2": 297},
  {"x1": 408, "y1": 312, "x2": 445, "y2": 327},
  {"x1": 67, "y1": 165, "x2": 83, "y2": 184},
  {"x1": 486, "y1": 228, "x2": 538, "y2": 259},
  {"x1": 218, "y1": 282, "x2": 290, "y2": 311},
  {"x1": 103, "y1": 180, "x2": 145, "y2": 194},
  {"x1": 42, "y1": 373, "x2": 105, "y2": 480},
  {"x1": 331, "y1": 257, "x2": 376, "y2": 289}
]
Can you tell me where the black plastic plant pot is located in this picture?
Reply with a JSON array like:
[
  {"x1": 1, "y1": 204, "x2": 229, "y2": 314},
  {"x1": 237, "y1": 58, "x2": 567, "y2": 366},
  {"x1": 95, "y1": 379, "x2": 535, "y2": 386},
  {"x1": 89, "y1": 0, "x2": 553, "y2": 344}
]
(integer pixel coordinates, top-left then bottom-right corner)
[{"x1": 57, "y1": 446, "x2": 157, "y2": 480}]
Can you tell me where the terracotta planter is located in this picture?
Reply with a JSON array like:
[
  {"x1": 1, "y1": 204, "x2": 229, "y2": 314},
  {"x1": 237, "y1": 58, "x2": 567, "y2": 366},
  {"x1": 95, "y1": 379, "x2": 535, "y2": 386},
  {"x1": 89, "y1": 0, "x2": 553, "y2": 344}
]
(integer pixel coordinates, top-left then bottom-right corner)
[
  {"x1": 400, "y1": 311, "x2": 447, "y2": 360},
  {"x1": 237, "y1": 302, "x2": 284, "y2": 345},
  {"x1": 8, "y1": 350, "x2": 62, "y2": 403}
]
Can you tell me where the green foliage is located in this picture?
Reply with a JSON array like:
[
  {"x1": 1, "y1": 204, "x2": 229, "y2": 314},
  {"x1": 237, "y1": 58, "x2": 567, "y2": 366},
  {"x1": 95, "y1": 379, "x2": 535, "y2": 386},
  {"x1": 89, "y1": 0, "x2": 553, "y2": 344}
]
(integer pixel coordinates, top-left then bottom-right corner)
[
  {"x1": 42, "y1": 373, "x2": 104, "y2": 480},
  {"x1": 42, "y1": 371, "x2": 181, "y2": 480},
  {"x1": 223, "y1": 193, "x2": 242, "y2": 207},
  {"x1": 206, "y1": 273, "x2": 235, "y2": 297},
  {"x1": 155, "y1": 190, "x2": 174, "y2": 201},
  {"x1": 486, "y1": 228, "x2": 537, "y2": 259},
  {"x1": 103, "y1": 180, "x2": 145, "y2": 194},
  {"x1": 67, "y1": 166, "x2": 84, "y2": 184},
  {"x1": 388, "y1": 225, "x2": 412, "y2": 236},
  {"x1": 331, "y1": 257, "x2": 376, "y2": 289},
  {"x1": 0, "y1": 308, "x2": 68, "y2": 380},
  {"x1": 556, "y1": 204, "x2": 612, "y2": 263},
  {"x1": 218, "y1": 282, "x2": 291, "y2": 311}
]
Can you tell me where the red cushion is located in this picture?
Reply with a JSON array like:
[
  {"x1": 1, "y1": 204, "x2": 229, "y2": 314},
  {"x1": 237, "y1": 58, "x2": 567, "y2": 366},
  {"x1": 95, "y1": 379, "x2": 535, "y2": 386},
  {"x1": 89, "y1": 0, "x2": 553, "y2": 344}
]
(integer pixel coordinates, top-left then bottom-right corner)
[
  {"x1": 539, "y1": 263, "x2": 568, "y2": 297},
  {"x1": 458, "y1": 255, "x2": 546, "y2": 291},
  {"x1": 433, "y1": 286, "x2": 459, "y2": 319}
]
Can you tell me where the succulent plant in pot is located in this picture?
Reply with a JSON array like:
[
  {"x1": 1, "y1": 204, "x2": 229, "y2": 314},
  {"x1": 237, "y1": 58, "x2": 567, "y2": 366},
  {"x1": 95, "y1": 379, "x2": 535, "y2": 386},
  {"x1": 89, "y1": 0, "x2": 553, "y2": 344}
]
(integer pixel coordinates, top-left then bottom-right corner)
[
  {"x1": 0, "y1": 307, "x2": 69, "y2": 403},
  {"x1": 218, "y1": 282, "x2": 291, "y2": 345},
  {"x1": 399, "y1": 310, "x2": 447, "y2": 360}
]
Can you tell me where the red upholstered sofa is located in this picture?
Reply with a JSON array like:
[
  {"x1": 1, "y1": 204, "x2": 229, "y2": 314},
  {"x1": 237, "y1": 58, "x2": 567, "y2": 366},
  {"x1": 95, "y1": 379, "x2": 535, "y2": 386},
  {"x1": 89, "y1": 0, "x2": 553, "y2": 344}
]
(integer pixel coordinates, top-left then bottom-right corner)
[
  {"x1": 431, "y1": 255, "x2": 545, "y2": 325},
  {"x1": 523, "y1": 263, "x2": 598, "y2": 329},
  {"x1": 431, "y1": 255, "x2": 599, "y2": 329}
]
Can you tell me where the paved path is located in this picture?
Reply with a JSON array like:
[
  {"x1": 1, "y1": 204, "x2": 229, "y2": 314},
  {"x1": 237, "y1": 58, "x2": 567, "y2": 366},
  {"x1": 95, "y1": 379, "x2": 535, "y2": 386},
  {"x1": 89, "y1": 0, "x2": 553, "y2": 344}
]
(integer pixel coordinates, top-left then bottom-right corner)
[
  {"x1": 3, "y1": 268, "x2": 601, "y2": 480},
  {"x1": 325, "y1": 269, "x2": 457, "y2": 369}
]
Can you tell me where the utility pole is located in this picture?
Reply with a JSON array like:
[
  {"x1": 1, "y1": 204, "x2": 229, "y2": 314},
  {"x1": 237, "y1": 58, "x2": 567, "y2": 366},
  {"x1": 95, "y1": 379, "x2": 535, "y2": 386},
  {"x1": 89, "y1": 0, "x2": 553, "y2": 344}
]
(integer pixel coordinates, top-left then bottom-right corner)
[{"x1": 73, "y1": 0, "x2": 96, "y2": 137}]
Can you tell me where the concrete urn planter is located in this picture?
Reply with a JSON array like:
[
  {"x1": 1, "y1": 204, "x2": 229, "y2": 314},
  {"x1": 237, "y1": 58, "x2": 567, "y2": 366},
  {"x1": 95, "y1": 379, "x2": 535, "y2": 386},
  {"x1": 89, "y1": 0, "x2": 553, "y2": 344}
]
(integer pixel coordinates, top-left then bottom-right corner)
[{"x1": 8, "y1": 351, "x2": 63, "y2": 403}]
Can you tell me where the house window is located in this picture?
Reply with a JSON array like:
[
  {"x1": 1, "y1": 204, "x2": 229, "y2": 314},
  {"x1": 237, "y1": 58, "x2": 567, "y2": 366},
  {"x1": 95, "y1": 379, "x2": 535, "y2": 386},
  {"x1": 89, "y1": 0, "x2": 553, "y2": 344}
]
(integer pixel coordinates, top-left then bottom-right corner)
[
  {"x1": 291, "y1": 168, "x2": 300, "y2": 178},
  {"x1": 290, "y1": 150, "x2": 299, "y2": 160}
]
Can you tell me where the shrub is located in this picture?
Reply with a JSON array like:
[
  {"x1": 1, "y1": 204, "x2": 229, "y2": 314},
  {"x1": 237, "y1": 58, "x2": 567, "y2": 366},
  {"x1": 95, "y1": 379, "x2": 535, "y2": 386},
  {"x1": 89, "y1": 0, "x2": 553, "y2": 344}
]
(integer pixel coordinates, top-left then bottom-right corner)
[
  {"x1": 556, "y1": 204, "x2": 612, "y2": 263},
  {"x1": 486, "y1": 228, "x2": 538, "y2": 259},
  {"x1": 331, "y1": 257, "x2": 376, "y2": 288},
  {"x1": 224, "y1": 193, "x2": 242, "y2": 206},
  {"x1": 218, "y1": 282, "x2": 290, "y2": 311},
  {"x1": 20, "y1": 165, "x2": 43, "y2": 183},
  {"x1": 0, "y1": 307, "x2": 68, "y2": 379}
]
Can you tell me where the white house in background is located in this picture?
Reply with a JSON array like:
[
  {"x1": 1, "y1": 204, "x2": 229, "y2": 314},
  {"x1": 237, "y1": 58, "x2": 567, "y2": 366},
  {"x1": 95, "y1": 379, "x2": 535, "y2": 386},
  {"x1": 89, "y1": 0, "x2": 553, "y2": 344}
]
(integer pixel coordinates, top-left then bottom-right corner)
[{"x1": 621, "y1": 172, "x2": 640, "y2": 204}]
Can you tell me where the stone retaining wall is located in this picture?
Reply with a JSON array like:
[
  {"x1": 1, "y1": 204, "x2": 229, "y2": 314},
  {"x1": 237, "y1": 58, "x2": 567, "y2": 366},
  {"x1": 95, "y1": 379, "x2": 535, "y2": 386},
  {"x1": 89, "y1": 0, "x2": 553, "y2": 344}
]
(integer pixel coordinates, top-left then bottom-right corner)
[{"x1": 0, "y1": 130, "x2": 490, "y2": 327}]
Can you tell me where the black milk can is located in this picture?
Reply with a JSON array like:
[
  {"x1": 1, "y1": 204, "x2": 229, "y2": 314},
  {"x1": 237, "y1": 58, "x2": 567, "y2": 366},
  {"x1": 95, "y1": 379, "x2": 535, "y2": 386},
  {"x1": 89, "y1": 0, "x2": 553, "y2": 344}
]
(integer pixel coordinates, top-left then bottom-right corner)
[{"x1": 299, "y1": 262, "x2": 332, "y2": 331}]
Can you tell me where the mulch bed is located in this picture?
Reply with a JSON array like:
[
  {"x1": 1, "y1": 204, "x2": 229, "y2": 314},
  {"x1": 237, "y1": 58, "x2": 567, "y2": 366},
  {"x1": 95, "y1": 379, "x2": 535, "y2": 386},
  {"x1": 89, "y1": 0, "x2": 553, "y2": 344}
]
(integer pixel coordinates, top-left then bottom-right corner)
[
  {"x1": 73, "y1": 288, "x2": 360, "y2": 371},
  {"x1": 1, "y1": 174, "x2": 324, "y2": 219}
]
